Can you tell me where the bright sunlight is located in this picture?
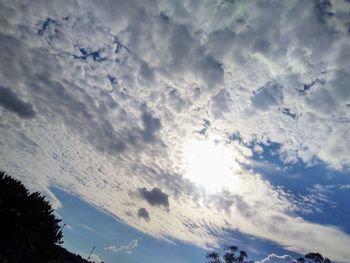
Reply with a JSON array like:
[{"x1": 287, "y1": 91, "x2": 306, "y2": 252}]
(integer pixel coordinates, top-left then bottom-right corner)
[{"x1": 183, "y1": 138, "x2": 239, "y2": 192}]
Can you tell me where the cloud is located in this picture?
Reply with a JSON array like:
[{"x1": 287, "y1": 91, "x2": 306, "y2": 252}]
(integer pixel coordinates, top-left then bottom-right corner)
[
  {"x1": 0, "y1": 86, "x2": 36, "y2": 119},
  {"x1": 138, "y1": 208, "x2": 150, "y2": 221},
  {"x1": 43, "y1": 187, "x2": 62, "y2": 209},
  {"x1": 80, "y1": 253, "x2": 103, "y2": 263},
  {"x1": 140, "y1": 112, "x2": 161, "y2": 143},
  {"x1": 80, "y1": 223, "x2": 94, "y2": 232},
  {"x1": 1, "y1": 0, "x2": 350, "y2": 262},
  {"x1": 138, "y1": 187, "x2": 169, "y2": 209},
  {"x1": 250, "y1": 82, "x2": 283, "y2": 111},
  {"x1": 286, "y1": 184, "x2": 338, "y2": 214},
  {"x1": 339, "y1": 184, "x2": 350, "y2": 190},
  {"x1": 258, "y1": 253, "x2": 296, "y2": 263},
  {"x1": 105, "y1": 239, "x2": 139, "y2": 254}
]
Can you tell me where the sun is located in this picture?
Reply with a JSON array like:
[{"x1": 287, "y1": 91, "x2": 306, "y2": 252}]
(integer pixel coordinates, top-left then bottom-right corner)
[{"x1": 182, "y1": 138, "x2": 239, "y2": 192}]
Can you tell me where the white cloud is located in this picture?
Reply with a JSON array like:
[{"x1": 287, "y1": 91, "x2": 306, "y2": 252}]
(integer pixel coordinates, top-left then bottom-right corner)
[
  {"x1": 80, "y1": 224, "x2": 94, "y2": 232},
  {"x1": 43, "y1": 187, "x2": 63, "y2": 209},
  {"x1": 295, "y1": 184, "x2": 337, "y2": 214},
  {"x1": 258, "y1": 253, "x2": 296, "y2": 263},
  {"x1": 339, "y1": 184, "x2": 350, "y2": 190},
  {"x1": 80, "y1": 253, "x2": 103, "y2": 263},
  {"x1": 1, "y1": 0, "x2": 350, "y2": 262},
  {"x1": 105, "y1": 239, "x2": 139, "y2": 254}
]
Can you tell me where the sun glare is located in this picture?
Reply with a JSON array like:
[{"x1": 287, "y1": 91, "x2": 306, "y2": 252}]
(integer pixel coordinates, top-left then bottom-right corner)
[{"x1": 183, "y1": 139, "x2": 239, "y2": 192}]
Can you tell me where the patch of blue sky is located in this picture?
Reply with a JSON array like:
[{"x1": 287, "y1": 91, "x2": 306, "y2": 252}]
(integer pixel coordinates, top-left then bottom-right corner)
[
  {"x1": 248, "y1": 142, "x2": 350, "y2": 234},
  {"x1": 52, "y1": 188, "x2": 207, "y2": 263}
]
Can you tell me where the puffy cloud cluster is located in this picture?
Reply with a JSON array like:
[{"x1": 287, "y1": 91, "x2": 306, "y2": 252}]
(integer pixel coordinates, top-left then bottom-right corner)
[
  {"x1": 1, "y1": 0, "x2": 350, "y2": 262},
  {"x1": 138, "y1": 187, "x2": 169, "y2": 209}
]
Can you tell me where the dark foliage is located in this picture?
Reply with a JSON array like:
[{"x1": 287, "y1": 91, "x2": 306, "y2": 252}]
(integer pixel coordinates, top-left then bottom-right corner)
[
  {"x1": 0, "y1": 171, "x2": 94, "y2": 263},
  {"x1": 296, "y1": 252, "x2": 331, "y2": 263},
  {"x1": 206, "y1": 252, "x2": 221, "y2": 263},
  {"x1": 206, "y1": 245, "x2": 253, "y2": 263},
  {"x1": 205, "y1": 244, "x2": 332, "y2": 263}
]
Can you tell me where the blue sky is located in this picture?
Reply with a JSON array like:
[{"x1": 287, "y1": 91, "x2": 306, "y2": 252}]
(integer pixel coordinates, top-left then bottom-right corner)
[
  {"x1": 54, "y1": 188, "x2": 208, "y2": 263},
  {"x1": 1, "y1": 0, "x2": 350, "y2": 262}
]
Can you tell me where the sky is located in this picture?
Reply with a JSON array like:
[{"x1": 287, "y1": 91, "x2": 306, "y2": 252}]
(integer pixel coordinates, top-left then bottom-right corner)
[{"x1": 0, "y1": 0, "x2": 350, "y2": 262}]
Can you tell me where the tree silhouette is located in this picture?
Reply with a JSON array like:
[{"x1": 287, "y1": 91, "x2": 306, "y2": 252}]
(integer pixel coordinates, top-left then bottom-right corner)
[
  {"x1": 206, "y1": 252, "x2": 222, "y2": 263},
  {"x1": 0, "y1": 171, "x2": 63, "y2": 262},
  {"x1": 0, "y1": 171, "x2": 99, "y2": 263},
  {"x1": 205, "y1": 245, "x2": 332, "y2": 263},
  {"x1": 223, "y1": 245, "x2": 248, "y2": 263},
  {"x1": 206, "y1": 245, "x2": 252, "y2": 263},
  {"x1": 296, "y1": 252, "x2": 331, "y2": 263}
]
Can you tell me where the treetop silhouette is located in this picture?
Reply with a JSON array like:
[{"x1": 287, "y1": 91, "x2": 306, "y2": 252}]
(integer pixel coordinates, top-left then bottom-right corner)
[
  {"x1": 205, "y1": 244, "x2": 332, "y2": 263},
  {"x1": 206, "y1": 245, "x2": 253, "y2": 263},
  {"x1": 0, "y1": 171, "x2": 92, "y2": 263}
]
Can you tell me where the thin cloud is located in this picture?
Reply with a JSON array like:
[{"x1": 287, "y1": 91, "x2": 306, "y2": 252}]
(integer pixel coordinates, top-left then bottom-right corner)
[{"x1": 104, "y1": 239, "x2": 139, "y2": 254}]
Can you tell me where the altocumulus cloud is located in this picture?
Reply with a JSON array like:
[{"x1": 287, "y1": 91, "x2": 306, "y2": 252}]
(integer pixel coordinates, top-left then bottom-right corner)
[{"x1": 1, "y1": 0, "x2": 350, "y2": 262}]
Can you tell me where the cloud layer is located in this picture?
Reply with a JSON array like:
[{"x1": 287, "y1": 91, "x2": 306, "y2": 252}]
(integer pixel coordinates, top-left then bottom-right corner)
[{"x1": 0, "y1": 0, "x2": 350, "y2": 262}]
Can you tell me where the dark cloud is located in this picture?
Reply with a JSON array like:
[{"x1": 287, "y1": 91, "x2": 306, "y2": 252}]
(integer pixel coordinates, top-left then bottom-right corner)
[
  {"x1": 314, "y1": 0, "x2": 334, "y2": 23},
  {"x1": 0, "y1": 86, "x2": 36, "y2": 119},
  {"x1": 196, "y1": 55, "x2": 224, "y2": 88},
  {"x1": 28, "y1": 75, "x2": 127, "y2": 154},
  {"x1": 168, "y1": 24, "x2": 193, "y2": 70},
  {"x1": 137, "y1": 207, "x2": 150, "y2": 221},
  {"x1": 251, "y1": 82, "x2": 283, "y2": 111},
  {"x1": 138, "y1": 62, "x2": 155, "y2": 83},
  {"x1": 138, "y1": 187, "x2": 169, "y2": 209},
  {"x1": 0, "y1": 32, "x2": 129, "y2": 155},
  {"x1": 141, "y1": 112, "x2": 161, "y2": 143},
  {"x1": 211, "y1": 89, "x2": 231, "y2": 118},
  {"x1": 253, "y1": 38, "x2": 271, "y2": 54}
]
